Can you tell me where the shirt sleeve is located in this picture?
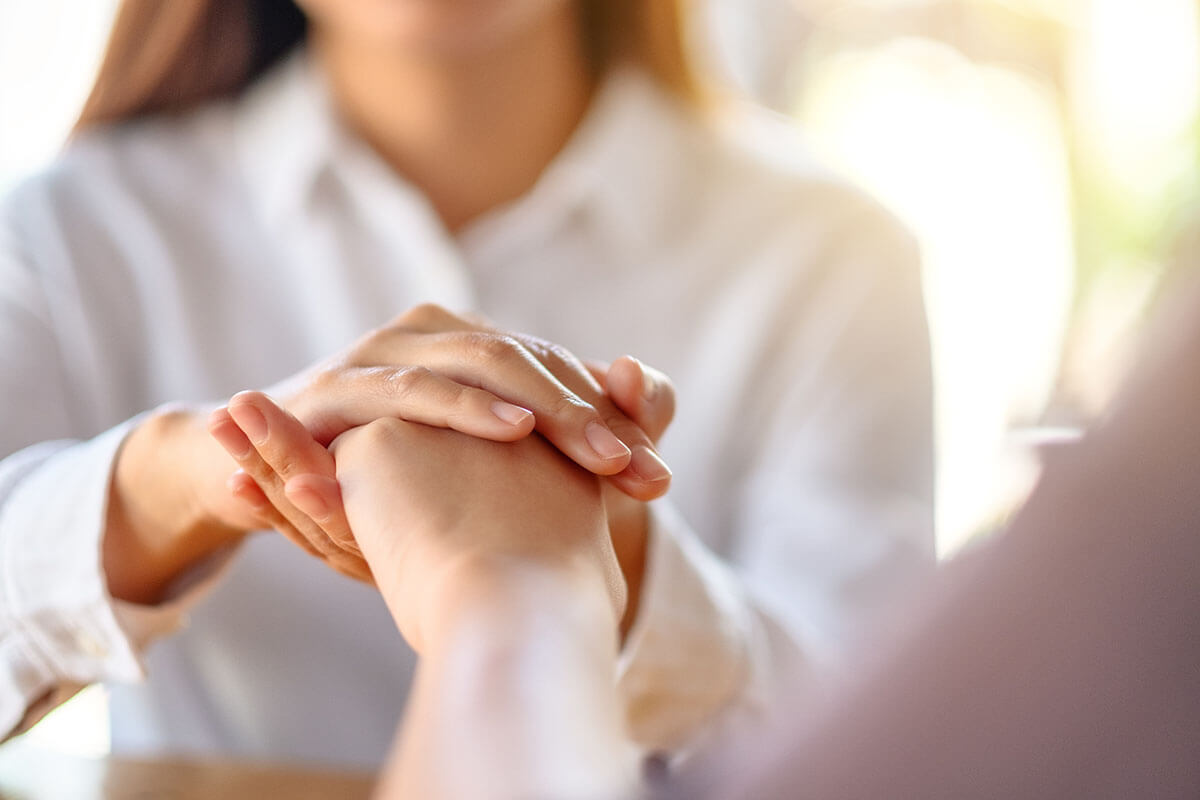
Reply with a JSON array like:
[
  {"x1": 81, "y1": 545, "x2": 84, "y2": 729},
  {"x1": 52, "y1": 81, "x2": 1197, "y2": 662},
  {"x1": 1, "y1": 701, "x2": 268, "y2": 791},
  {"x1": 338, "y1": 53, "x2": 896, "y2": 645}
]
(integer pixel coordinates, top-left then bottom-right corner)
[
  {"x1": 616, "y1": 501, "x2": 805, "y2": 753},
  {"x1": 0, "y1": 209, "x2": 227, "y2": 741},
  {"x1": 616, "y1": 201, "x2": 936, "y2": 755},
  {"x1": 0, "y1": 431, "x2": 147, "y2": 740}
]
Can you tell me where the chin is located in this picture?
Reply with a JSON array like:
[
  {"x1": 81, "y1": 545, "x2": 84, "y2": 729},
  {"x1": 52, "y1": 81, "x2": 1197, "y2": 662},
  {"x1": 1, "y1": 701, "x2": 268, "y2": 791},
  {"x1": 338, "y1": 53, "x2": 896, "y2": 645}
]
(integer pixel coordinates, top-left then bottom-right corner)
[{"x1": 298, "y1": 0, "x2": 573, "y2": 55}]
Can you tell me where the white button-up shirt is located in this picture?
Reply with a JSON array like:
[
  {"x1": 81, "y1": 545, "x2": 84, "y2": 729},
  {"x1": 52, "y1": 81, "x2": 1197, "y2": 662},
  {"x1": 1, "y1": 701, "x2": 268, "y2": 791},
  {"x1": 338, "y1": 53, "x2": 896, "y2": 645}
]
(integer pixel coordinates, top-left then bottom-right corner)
[{"x1": 0, "y1": 52, "x2": 933, "y2": 767}]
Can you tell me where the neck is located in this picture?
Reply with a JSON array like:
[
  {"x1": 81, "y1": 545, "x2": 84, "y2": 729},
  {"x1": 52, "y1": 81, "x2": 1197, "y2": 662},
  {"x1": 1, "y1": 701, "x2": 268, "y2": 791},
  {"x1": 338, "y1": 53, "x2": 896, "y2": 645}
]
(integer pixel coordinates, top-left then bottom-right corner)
[{"x1": 311, "y1": 10, "x2": 595, "y2": 232}]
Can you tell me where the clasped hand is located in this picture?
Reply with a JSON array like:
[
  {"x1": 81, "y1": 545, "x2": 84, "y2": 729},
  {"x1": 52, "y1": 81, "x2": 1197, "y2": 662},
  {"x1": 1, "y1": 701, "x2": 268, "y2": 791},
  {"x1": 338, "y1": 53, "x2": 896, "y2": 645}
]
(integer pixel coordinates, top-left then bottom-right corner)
[{"x1": 206, "y1": 304, "x2": 675, "y2": 614}]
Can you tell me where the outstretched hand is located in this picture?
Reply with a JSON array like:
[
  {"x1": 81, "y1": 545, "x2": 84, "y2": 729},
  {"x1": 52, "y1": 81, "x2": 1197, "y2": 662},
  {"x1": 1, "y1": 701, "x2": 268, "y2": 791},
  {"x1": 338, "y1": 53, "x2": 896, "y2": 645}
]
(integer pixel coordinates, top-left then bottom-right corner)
[{"x1": 332, "y1": 418, "x2": 624, "y2": 653}]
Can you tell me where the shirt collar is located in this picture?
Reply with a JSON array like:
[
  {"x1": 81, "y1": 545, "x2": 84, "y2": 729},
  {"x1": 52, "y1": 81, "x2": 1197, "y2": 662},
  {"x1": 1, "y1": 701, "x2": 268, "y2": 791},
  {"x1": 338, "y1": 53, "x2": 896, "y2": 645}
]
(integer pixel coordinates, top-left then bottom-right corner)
[
  {"x1": 459, "y1": 65, "x2": 700, "y2": 259},
  {"x1": 233, "y1": 50, "x2": 339, "y2": 228},
  {"x1": 560, "y1": 66, "x2": 698, "y2": 243},
  {"x1": 234, "y1": 49, "x2": 699, "y2": 251}
]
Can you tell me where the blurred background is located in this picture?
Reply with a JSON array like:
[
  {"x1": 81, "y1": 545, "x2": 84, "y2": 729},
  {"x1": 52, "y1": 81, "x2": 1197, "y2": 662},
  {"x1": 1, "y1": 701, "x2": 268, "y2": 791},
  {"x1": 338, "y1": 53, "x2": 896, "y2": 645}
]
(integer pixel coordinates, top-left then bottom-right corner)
[{"x1": 3, "y1": 0, "x2": 1198, "y2": 761}]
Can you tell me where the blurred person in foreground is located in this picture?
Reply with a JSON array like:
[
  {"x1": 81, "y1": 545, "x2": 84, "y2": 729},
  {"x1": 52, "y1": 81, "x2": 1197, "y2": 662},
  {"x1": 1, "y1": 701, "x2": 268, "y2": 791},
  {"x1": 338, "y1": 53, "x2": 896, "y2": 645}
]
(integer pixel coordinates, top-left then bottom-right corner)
[
  {"x1": 297, "y1": 280, "x2": 1200, "y2": 798},
  {"x1": 0, "y1": 0, "x2": 932, "y2": 767}
]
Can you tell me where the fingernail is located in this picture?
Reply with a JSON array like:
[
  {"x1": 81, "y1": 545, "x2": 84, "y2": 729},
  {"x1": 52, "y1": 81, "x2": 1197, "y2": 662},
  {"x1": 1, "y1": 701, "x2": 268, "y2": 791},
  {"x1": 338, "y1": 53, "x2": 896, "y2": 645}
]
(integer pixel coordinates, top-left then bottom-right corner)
[
  {"x1": 229, "y1": 404, "x2": 268, "y2": 444},
  {"x1": 585, "y1": 421, "x2": 631, "y2": 461},
  {"x1": 491, "y1": 401, "x2": 533, "y2": 427},
  {"x1": 631, "y1": 446, "x2": 672, "y2": 484},
  {"x1": 211, "y1": 419, "x2": 252, "y2": 459},
  {"x1": 290, "y1": 486, "x2": 332, "y2": 523}
]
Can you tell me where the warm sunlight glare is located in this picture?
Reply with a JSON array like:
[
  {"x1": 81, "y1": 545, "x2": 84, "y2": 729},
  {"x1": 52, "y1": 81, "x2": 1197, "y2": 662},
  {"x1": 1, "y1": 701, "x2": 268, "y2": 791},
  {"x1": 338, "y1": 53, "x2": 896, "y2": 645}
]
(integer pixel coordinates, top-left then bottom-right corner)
[{"x1": 801, "y1": 39, "x2": 1076, "y2": 554}]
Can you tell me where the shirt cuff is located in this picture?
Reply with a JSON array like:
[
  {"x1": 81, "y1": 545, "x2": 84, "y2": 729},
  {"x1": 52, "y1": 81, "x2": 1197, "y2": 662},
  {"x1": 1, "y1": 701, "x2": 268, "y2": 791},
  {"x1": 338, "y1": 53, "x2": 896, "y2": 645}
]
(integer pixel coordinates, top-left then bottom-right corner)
[
  {"x1": 616, "y1": 500, "x2": 758, "y2": 752},
  {"x1": 0, "y1": 418, "x2": 234, "y2": 738}
]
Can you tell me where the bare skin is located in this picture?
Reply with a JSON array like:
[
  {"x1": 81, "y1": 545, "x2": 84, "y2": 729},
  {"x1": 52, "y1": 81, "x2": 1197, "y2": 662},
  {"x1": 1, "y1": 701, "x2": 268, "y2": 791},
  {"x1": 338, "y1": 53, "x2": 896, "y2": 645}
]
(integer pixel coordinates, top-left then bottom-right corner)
[
  {"x1": 213, "y1": 347, "x2": 674, "y2": 636},
  {"x1": 330, "y1": 418, "x2": 638, "y2": 799},
  {"x1": 105, "y1": 307, "x2": 672, "y2": 605},
  {"x1": 303, "y1": 0, "x2": 595, "y2": 231}
]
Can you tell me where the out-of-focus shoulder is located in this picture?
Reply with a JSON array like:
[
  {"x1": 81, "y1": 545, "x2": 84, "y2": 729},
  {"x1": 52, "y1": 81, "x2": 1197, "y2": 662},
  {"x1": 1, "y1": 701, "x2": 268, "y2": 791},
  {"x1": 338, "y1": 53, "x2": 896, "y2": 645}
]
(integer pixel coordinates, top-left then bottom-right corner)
[
  {"x1": 2, "y1": 99, "x2": 238, "y2": 231},
  {"x1": 697, "y1": 98, "x2": 907, "y2": 235}
]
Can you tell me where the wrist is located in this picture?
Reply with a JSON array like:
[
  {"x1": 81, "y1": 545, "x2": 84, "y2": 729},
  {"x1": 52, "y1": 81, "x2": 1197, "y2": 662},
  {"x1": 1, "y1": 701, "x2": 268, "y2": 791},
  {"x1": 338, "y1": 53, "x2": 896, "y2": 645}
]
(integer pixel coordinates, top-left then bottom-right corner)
[
  {"x1": 104, "y1": 406, "x2": 244, "y2": 604},
  {"x1": 391, "y1": 554, "x2": 635, "y2": 800},
  {"x1": 413, "y1": 554, "x2": 619, "y2": 656}
]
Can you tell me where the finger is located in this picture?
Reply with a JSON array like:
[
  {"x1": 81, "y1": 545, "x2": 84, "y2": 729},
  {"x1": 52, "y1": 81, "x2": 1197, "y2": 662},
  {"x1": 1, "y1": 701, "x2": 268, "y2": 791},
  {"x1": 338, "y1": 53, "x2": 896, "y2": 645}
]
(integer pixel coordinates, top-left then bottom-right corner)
[
  {"x1": 601, "y1": 442, "x2": 672, "y2": 500},
  {"x1": 603, "y1": 356, "x2": 676, "y2": 443},
  {"x1": 227, "y1": 468, "x2": 271, "y2": 516},
  {"x1": 211, "y1": 405, "x2": 372, "y2": 580},
  {"x1": 510, "y1": 334, "x2": 606, "y2": 396},
  {"x1": 591, "y1": 358, "x2": 674, "y2": 501},
  {"x1": 507, "y1": 340, "x2": 671, "y2": 498},
  {"x1": 358, "y1": 320, "x2": 642, "y2": 478},
  {"x1": 228, "y1": 470, "x2": 325, "y2": 560},
  {"x1": 230, "y1": 471, "x2": 373, "y2": 587},
  {"x1": 226, "y1": 392, "x2": 362, "y2": 557},
  {"x1": 284, "y1": 474, "x2": 343, "y2": 531},
  {"x1": 380, "y1": 334, "x2": 635, "y2": 476},
  {"x1": 211, "y1": 411, "x2": 290, "y2": 531},
  {"x1": 209, "y1": 406, "x2": 253, "y2": 460},
  {"x1": 584, "y1": 359, "x2": 677, "y2": 503},
  {"x1": 301, "y1": 366, "x2": 535, "y2": 447},
  {"x1": 222, "y1": 434, "x2": 361, "y2": 572}
]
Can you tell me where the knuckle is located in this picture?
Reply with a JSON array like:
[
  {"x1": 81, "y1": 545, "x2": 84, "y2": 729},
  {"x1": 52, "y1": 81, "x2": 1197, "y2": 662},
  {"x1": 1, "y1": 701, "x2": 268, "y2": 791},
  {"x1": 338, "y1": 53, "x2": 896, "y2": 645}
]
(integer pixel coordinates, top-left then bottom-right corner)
[
  {"x1": 439, "y1": 379, "x2": 469, "y2": 407},
  {"x1": 538, "y1": 347, "x2": 572, "y2": 377},
  {"x1": 363, "y1": 415, "x2": 409, "y2": 444},
  {"x1": 522, "y1": 337, "x2": 599, "y2": 391},
  {"x1": 469, "y1": 333, "x2": 524, "y2": 364},
  {"x1": 517, "y1": 335, "x2": 563, "y2": 366},
  {"x1": 357, "y1": 323, "x2": 395, "y2": 353},
  {"x1": 398, "y1": 302, "x2": 450, "y2": 328},
  {"x1": 262, "y1": 448, "x2": 304, "y2": 479},
  {"x1": 541, "y1": 341, "x2": 577, "y2": 369},
  {"x1": 334, "y1": 417, "x2": 396, "y2": 458},
  {"x1": 354, "y1": 319, "x2": 411, "y2": 360},
  {"x1": 548, "y1": 391, "x2": 596, "y2": 422},
  {"x1": 441, "y1": 386, "x2": 485, "y2": 425},
  {"x1": 531, "y1": 336, "x2": 576, "y2": 365},
  {"x1": 308, "y1": 364, "x2": 343, "y2": 393},
  {"x1": 384, "y1": 364, "x2": 435, "y2": 400}
]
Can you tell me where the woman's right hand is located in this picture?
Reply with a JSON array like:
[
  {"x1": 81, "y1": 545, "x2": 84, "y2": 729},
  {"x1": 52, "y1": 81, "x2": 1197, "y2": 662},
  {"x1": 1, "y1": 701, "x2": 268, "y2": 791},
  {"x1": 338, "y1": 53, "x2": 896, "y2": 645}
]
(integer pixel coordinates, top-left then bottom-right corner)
[{"x1": 205, "y1": 303, "x2": 672, "y2": 582}]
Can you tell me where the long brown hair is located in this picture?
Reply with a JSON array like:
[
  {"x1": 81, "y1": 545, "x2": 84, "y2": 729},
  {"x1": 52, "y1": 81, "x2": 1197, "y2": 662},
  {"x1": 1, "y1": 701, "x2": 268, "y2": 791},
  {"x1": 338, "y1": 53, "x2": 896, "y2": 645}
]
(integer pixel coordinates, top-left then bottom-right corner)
[{"x1": 75, "y1": 0, "x2": 698, "y2": 131}]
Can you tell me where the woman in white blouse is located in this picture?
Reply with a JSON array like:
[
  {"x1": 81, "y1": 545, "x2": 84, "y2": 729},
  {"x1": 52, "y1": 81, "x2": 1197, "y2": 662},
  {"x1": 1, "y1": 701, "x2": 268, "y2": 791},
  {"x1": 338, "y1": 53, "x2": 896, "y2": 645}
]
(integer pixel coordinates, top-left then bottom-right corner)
[{"x1": 0, "y1": 0, "x2": 933, "y2": 767}]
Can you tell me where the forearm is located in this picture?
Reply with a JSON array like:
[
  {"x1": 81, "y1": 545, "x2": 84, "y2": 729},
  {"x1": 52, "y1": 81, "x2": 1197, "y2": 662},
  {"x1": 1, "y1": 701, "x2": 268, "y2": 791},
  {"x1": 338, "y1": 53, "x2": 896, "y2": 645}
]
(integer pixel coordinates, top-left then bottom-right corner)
[
  {"x1": 377, "y1": 562, "x2": 638, "y2": 800},
  {"x1": 103, "y1": 406, "x2": 244, "y2": 604}
]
